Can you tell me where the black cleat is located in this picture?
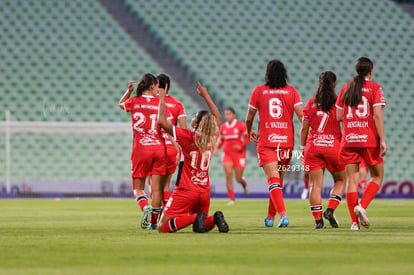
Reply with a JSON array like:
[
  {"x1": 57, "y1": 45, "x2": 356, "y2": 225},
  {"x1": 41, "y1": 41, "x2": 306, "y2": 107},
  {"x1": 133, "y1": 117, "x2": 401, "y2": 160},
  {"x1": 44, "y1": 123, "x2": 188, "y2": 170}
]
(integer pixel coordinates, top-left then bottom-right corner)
[
  {"x1": 323, "y1": 208, "x2": 339, "y2": 228},
  {"x1": 193, "y1": 212, "x2": 207, "y2": 233},
  {"x1": 315, "y1": 219, "x2": 325, "y2": 229},
  {"x1": 213, "y1": 211, "x2": 229, "y2": 233}
]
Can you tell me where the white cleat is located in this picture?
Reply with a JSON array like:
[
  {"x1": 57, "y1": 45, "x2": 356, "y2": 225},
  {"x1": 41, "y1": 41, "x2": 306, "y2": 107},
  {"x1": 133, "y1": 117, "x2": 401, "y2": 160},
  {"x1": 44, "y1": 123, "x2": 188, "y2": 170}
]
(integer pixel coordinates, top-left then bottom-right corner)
[
  {"x1": 301, "y1": 188, "x2": 309, "y2": 200},
  {"x1": 227, "y1": 200, "x2": 235, "y2": 205},
  {"x1": 350, "y1": 222, "x2": 361, "y2": 231},
  {"x1": 354, "y1": 205, "x2": 370, "y2": 228}
]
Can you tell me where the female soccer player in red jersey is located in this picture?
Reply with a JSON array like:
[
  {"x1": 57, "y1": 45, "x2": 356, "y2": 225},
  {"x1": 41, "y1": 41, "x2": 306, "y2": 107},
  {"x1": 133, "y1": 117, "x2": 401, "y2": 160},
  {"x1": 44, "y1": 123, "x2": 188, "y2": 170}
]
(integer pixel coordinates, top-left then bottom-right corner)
[
  {"x1": 119, "y1": 74, "x2": 171, "y2": 230},
  {"x1": 215, "y1": 107, "x2": 249, "y2": 205},
  {"x1": 157, "y1": 81, "x2": 229, "y2": 233},
  {"x1": 300, "y1": 71, "x2": 346, "y2": 229},
  {"x1": 245, "y1": 60, "x2": 303, "y2": 228},
  {"x1": 336, "y1": 57, "x2": 387, "y2": 230}
]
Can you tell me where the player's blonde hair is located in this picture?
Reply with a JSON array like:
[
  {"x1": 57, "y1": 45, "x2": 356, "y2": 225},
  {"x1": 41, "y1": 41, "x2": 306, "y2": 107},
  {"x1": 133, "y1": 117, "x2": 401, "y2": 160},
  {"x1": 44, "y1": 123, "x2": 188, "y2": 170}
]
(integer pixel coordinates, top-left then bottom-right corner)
[{"x1": 195, "y1": 112, "x2": 218, "y2": 152}]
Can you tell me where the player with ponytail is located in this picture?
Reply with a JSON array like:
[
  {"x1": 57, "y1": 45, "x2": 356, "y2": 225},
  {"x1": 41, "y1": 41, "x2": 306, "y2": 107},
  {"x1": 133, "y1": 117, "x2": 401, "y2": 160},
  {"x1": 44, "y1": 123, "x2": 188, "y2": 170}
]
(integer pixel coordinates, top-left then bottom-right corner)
[
  {"x1": 300, "y1": 71, "x2": 345, "y2": 229},
  {"x1": 336, "y1": 57, "x2": 387, "y2": 230},
  {"x1": 157, "y1": 81, "x2": 229, "y2": 233}
]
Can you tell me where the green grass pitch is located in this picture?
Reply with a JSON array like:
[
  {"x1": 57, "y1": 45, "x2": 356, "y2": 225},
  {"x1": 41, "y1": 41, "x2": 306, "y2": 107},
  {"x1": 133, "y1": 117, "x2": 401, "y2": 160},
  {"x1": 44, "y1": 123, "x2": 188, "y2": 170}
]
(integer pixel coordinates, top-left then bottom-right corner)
[{"x1": 1, "y1": 198, "x2": 414, "y2": 274}]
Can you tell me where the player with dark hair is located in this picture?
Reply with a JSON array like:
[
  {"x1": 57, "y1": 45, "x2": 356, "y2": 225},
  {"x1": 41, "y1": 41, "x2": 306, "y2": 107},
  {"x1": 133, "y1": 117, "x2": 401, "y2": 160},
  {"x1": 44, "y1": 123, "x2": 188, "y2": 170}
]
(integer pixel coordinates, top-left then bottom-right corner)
[
  {"x1": 336, "y1": 57, "x2": 387, "y2": 230},
  {"x1": 157, "y1": 81, "x2": 229, "y2": 233},
  {"x1": 216, "y1": 107, "x2": 249, "y2": 205},
  {"x1": 246, "y1": 60, "x2": 302, "y2": 228},
  {"x1": 119, "y1": 73, "x2": 171, "y2": 230},
  {"x1": 300, "y1": 71, "x2": 346, "y2": 229}
]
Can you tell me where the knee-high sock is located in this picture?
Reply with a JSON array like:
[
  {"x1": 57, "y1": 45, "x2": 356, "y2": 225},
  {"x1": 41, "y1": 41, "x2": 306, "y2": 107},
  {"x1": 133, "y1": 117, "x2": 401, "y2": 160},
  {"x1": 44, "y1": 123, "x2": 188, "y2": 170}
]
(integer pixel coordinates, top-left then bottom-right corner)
[
  {"x1": 360, "y1": 182, "x2": 380, "y2": 209},
  {"x1": 346, "y1": 192, "x2": 359, "y2": 223},
  {"x1": 160, "y1": 214, "x2": 197, "y2": 233},
  {"x1": 268, "y1": 177, "x2": 286, "y2": 218}
]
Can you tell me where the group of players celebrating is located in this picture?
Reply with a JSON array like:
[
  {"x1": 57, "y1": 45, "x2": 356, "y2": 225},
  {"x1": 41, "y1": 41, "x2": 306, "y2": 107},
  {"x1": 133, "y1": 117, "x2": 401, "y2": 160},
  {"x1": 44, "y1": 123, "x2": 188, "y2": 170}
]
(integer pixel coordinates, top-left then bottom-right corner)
[{"x1": 119, "y1": 56, "x2": 386, "y2": 232}]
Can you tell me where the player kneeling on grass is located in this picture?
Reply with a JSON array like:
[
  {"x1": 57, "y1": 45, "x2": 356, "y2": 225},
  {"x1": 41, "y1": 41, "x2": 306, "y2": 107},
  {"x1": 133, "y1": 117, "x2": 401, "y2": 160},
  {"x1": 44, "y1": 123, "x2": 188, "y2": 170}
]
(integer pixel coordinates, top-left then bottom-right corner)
[
  {"x1": 157, "y1": 81, "x2": 229, "y2": 233},
  {"x1": 336, "y1": 57, "x2": 387, "y2": 230},
  {"x1": 300, "y1": 71, "x2": 346, "y2": 229}
]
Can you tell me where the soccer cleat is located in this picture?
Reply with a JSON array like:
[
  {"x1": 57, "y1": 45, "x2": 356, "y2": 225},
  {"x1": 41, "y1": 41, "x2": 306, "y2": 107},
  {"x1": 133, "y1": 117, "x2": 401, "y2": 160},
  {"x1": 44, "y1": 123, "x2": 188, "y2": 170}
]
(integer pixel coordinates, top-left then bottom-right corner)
[
  {"x1": 350, "y1": 222, "x2": 361, "y2": 231},
  {"x1": 314, "y1": 219, "x2": 325, "y2": 229},
  {"x1": 264, "y1": 218, "x2": 274, "y2": 227},
  {"x1": 227, "y1": 200, "x2": 235, "y2": 205},
  {"x1": 193, "y1": 212, "x2": 207, "y2": 233},
  {"x1": 301, "y1": 188, "x2": 309, "y2": 200},
  {"x1": 243, "y1": 186, "x2": 250, "y2": 196},
  {"x1": 277, "y1": 216, "x2": 289, "y2": 228},
  {"x1": 354, "y1": 205, "x2": 370, "y2": 228},
  {"x1": 149, "y1": 223, "x2": 158, "y2": 230},
  {"x1": 141, "y1": 205, "x2": 152, "y2": 229},
  {"x1": 213, "y1": 211, "x2": 229, "y2": 233},
  {"x1": 323, "y1": 208, "x2": 339, "y2": 228}
]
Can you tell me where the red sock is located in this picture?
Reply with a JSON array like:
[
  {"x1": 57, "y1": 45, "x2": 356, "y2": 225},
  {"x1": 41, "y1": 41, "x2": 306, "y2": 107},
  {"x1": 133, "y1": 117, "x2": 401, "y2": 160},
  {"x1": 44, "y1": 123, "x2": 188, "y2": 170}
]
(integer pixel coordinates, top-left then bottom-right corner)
[
  {"x1": 267, "y1": 196, "x2": 277, "y2": 220},
  {"x1": 360, "y1": 182, "x2": 380, "y2": 209},
  {"x1": 310, "y1": 205, "x2": 322, "y2": 221},
  {"x1": 161, "y1": 214, "x2": 197, "y2": 233},
  {"x1": 163, "y1": 191, "x2": 171, "y2": 206},
  {"x1": 150, "y1": 207, "x2": 161, "y2": 225},
  {"x1": 228, "y1": 190, "x2": 235, "y2": 200},
  {"x1": 304, "y1": 173, "x2": 309, "y2": 189},
  {"x1": 268, "y1": 177, "x2": 286, "y2": 218},
  {"x1": 205, "y1": 215, "x2": 215, "y2": 231},
  {"x1": 346, "y1": 192, "x2": 359, "y2": 223},
  {"x1": 135, "y1": 195, "x2": 148, "y2": 211},
  {"x1": 327, "y1": 194, "x2": 342, "y2": 211}
]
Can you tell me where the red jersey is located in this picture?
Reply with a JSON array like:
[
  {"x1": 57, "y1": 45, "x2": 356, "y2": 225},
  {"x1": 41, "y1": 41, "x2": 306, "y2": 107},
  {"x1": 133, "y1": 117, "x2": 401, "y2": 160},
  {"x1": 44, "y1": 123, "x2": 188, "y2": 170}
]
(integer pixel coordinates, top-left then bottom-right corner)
[
  {"x1": 123, "y1": 95, "x2": 171, "y2": 150},
  {"x1": 173, "y1": 126, "x2": 215, "y2": 192},
  {"x1": 217, "y1": 119, "x2": 248, "y2": 155},
  {"x1": 161, "y1": 94, "x2": 186, "y2": 146},
  {"x1": 248, "y1": 84, "x2": 302, "y2": 148},
  {"x1": 336, "y1": 80, "x2": 386, "y2": 147},
  {"x1": 303, "y1": 97, "x2": 342, "y2": 147}
]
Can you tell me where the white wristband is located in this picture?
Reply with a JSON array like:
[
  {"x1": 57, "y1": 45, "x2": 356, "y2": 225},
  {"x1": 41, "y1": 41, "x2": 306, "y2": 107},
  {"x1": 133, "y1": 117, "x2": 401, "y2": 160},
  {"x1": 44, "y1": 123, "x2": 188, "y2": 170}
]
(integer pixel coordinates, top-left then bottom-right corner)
[{"x1": 300, "y1": 145, "x2": 305, "y2": 150}]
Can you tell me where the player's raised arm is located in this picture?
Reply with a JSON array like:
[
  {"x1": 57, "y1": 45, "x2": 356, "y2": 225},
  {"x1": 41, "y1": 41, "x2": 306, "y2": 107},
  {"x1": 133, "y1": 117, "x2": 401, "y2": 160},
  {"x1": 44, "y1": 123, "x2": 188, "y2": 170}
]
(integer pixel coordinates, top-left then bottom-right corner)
[
  {"x1": 119, "y1": 81, "x2": 135, "y2": 110},
  {"x1": 196, "y1": 81, "x2": 222, "y2": 126},
  {"x1": 158, "y1": 85, "x2": 174, "y2": 136}
]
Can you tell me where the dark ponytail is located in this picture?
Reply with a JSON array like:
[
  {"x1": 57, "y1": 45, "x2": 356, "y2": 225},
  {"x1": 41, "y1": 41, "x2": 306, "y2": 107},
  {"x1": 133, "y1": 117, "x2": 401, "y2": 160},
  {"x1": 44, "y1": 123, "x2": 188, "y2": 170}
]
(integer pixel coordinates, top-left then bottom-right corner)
[
  {"x1": 314, "y1": 71, "x2": 337, "y2": 113},
  {"x1": 342, "y1": 57, "x2": 373, "y2": 107},
  {"x1": 136, "y1": 73, "x2": 158, "y2": 97},
  {"x1": 157, "y1": 73, "x2": 171, "y2": 92}
]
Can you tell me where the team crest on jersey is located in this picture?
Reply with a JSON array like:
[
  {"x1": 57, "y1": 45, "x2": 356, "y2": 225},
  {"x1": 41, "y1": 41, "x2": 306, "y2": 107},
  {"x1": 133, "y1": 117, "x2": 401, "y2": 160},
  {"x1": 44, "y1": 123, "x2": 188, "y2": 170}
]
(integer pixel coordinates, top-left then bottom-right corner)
[
  {"x1": 268, "y1": 133, "x2": 288, "y2": 143},
  {"x1": 146, "y1": 97, "x2": 151, "y2": 102}
]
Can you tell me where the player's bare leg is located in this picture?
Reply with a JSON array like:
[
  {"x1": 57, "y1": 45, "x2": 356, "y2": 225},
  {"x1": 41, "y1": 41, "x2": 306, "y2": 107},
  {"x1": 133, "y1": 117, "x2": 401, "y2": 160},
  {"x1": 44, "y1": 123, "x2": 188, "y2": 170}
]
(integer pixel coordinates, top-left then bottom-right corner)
[
  {"x1": 345, "y1": 163, "x2": 362, "y2": 230},
  {"x1": 301, "y1": 171, "x2": 309, "y2": 200},
  {"x1": 160, "y1": 173, "x2": 173, "y2": 206},
  {"x1": 309, "y1": 169, "x2": 325, "y2": 229},
  {"x1": 358, "y1": 165, "x2": 368, "y2": 194},
  {"x1": 263, "y1": 162, "x2": 288, "y2": 228},
  {"x1": 223, "y1": 162, "x2": 235, "y2": 205},
  {"x1": 324, "y1": 170, "x2": 346, "y2": 228},
  {"x1": 235, "y1": 168, "x2": 249, "y2": 196}
]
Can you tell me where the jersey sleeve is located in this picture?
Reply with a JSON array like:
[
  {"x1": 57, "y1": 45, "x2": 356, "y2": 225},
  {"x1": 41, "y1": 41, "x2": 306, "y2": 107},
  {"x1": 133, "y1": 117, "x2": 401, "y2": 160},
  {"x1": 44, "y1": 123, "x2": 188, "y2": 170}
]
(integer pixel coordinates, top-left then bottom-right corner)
[
  {"x1": 176, "y1": 101, "x2": 187, "y2": 119},
  {"x1": 293, "y1": 88, "x2": 302, "y2": 107},
  {"x1": 165, "y1": 105, "x2": 173, "y2": 121},
  {"x1": 122, "y1": 97, "x2": 134, "y2": 112},
  {"x1": 173, "y1": 126, "x2": 192, "y2": 147},
  {"x1": 302, "y1": 99, "x2": 312, "y2": 122},
  {"x1": 248, "y1": 87, "x2": 259, "y2": 110},
  {"x1": 335, "y1": 86, "x2": 345, "y2": 110},
  {"x1": 373, "y1": 85, "x2": 386, "y2": 107}
]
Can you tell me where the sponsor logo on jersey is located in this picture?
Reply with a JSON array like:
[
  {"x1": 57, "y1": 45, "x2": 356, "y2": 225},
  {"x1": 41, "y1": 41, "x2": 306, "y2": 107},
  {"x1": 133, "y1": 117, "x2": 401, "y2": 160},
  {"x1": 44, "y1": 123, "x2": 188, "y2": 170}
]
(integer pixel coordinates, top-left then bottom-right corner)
[
  {"x1": 134, "y1": 104, "x2": 140, "y2": 109},
  {"x1": 313, "y1": 138, "x2": 335, "y2": 147},
  {"x1": 140, "y1": 137, "x2": 161, "y2": 146},
  {"x1": 191, "y1": 176, "x2": 208, "y2": 186},
  {"x1": 223, "y1": 134, "x2": 238, "y2": 140},
  {"x1": 345, "y1": 133, "x2": 368, "y2": 143},
  {"x1": 268, "y1": 133, "x2": 288, "y2": 143},
  {"x1": 362, "y1": 88, "x2": 371, "y2": 92},
  {"x1": 166, "y1": 103, "x2": 175, "y2": 108},
  {"x1": 140, "y1": 104, "x2": 158, "y2": 110}
]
